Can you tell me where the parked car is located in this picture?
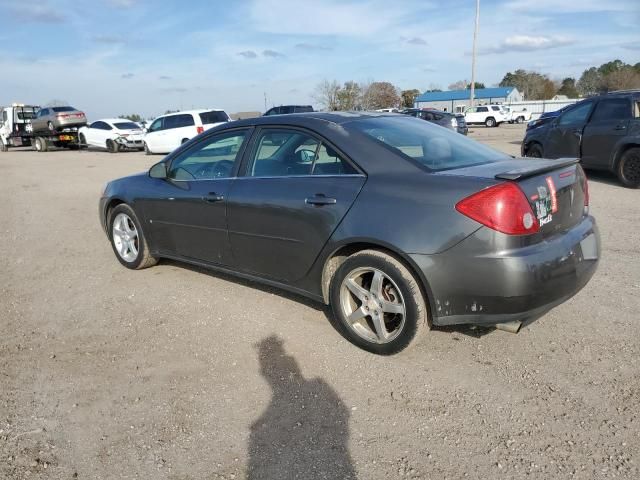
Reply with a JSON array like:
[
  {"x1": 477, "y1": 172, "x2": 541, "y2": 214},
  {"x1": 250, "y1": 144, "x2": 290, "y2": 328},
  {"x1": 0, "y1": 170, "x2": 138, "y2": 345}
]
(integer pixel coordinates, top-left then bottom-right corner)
[
  {"x1": 100, "y1": 113, "x2": 599, "y2": 354},
  {"x1": 401, "y1": 108, "x2": 468, "y2": 135},
  {"x1": 31, "y1": 106, "x2": 87, "y2": 132},
  {"x1": 526, "y1": 105, "x2": 573, "y2": 131},
  {"x1": 502, "y1": 106, "x2": 531, "y2": 124},
  {"x1": 264, "y1": 105, "x2": 314, "y2": 116},
  {"x1": 144, "y1": 109, "x2": 230, "y2": 154},
  {"x1": 464, "y1": 104, "x2": 508, "y2": 127},
  {"x1": 522, "y1": 91, "x2": 640, "y2": 188},
  {"x1": 79, "y1": 119, "x2": 145, "y2": 152}
]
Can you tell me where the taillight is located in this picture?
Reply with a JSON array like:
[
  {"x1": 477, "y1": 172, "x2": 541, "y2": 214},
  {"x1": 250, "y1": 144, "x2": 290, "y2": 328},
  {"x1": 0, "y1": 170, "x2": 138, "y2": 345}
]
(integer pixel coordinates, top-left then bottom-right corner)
[
  {"x1": 455, "y1": 182, "x2": 539, "y2": 235},
  {"x1": 196, "y1": 126, "x2": 204, "y2": 134}
]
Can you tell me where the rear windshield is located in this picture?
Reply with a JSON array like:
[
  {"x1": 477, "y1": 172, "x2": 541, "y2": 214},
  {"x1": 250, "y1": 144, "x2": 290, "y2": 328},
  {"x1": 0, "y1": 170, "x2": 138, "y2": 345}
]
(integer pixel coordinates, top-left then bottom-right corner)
[
  {"x1": 347, "y1": 116, "x2": 509, "y2": 171},
  {"x1": 16, "y1": 108, "x2": 38, "y2": 120},
  {"x1": 113, "y1": 121, "x2": 140, "y2": 130},
  {"x1": 199, "y1": 111, "x2": 229, "y2": 124},
  {"x1": 52, "y1": 106, "x2": 76, "y2": 112}
]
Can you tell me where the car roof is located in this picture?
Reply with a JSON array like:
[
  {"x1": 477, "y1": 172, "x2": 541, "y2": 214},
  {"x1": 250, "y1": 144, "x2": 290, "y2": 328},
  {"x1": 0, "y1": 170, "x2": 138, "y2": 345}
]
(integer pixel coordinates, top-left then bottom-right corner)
[
  {"x1": 229, "y1": 111, "x2": 398, "y2": 129},
  {"x1": 158, "y1": 109, "x2": 226, "y2": 117},
  {"x1": 96, "y1": 118, "x2": 140, "y2": 124}
]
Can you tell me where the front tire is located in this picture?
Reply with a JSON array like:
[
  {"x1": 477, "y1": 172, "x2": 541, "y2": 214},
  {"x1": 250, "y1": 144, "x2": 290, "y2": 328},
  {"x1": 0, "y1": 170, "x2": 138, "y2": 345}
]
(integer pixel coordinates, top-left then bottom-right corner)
[
  {"x1": 485, "y1": 117, "x2": 496, "y2": 128},
  {"x1": 329, "y1": 250, "x2": 429, "y2": 355},
  {"x1": 108, "y1": 204, "x2": 158, "y2": 270},
  {"x1": 144, "y1": 142, "x2": 152, "y2": 155},
  {"x1": 617, "y1": 148, "x2": 640, "y2": 189},
  {"x1": 526, "y1": 143, "x2": 543, "y2": 158},
  {"x1": 106, "y1": 139, "x2": 119, "y2": 153},
  {"x1": 516, "y1": 116, "x2": 524, "y2": 124}
]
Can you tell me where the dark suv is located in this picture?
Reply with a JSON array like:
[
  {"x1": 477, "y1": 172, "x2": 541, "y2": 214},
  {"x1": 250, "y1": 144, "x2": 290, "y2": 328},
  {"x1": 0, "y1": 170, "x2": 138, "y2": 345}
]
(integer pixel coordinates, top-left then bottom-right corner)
[
  {"x1": 401, "y1": 108, "x2": 468, "y2": 135},
  {"x1": 264, "y1": 105, "x2": 314, "y2": 116},
  {"x1": 522, "y1": 91, "x2": 640, "y2": 188}
]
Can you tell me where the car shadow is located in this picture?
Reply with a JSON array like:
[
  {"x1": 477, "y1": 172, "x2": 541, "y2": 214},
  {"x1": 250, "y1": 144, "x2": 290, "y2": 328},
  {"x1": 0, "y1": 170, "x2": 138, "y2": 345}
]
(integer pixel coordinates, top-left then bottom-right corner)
[
  {"x1": 247, "y1": 335, "x2": 357, "y2": 479},
  {"x1": 583, "y1": 169, "x2": 622, "y2": 187}
]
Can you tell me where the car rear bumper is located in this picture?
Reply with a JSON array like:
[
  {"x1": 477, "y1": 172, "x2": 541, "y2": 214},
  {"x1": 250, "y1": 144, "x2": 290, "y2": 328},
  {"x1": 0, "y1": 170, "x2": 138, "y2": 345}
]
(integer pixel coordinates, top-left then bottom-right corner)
[{"x1": 410, "y1": 215, "x2": 600, "y2": 327}]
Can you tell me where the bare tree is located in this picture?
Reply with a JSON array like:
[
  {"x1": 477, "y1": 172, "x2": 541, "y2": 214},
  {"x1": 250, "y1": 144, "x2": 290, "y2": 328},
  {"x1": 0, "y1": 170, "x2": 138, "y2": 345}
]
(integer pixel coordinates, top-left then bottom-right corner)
[
  {"x1": 313, "y1": 80, "x2": 341, "y2": 111},
  {"x1": 448, "y1": 80, "x2": 469, "y2": 90}
]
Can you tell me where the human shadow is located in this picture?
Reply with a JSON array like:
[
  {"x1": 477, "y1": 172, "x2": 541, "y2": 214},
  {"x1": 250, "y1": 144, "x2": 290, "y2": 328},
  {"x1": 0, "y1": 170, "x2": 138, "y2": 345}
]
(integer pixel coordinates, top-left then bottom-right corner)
[{"x1": 247, "y1": 336, "x2": 357, "y2": 479}]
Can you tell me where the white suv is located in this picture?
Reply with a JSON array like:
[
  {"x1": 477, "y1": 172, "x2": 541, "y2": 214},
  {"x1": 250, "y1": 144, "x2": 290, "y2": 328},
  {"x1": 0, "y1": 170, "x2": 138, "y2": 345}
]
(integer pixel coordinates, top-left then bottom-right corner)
[
  {"x1": 464, "y1": 104, "x2": 508, "y2": 127},
  {"x1": 144, "y1": 109, "x2": 230, "y2": 154}
]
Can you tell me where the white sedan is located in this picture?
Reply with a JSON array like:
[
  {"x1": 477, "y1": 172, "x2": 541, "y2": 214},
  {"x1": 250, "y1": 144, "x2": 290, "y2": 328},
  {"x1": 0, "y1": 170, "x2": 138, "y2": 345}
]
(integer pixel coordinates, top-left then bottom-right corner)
[{"x1": 79, "y1": 119, "x2": 145, "y2": 153}]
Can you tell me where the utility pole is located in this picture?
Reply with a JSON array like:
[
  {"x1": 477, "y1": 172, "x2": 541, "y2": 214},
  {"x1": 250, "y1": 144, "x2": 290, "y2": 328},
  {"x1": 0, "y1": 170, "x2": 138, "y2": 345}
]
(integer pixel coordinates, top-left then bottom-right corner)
[
  {"x1": 264, "y1": 92, "x2": 267, "y2": 111},
  {"x1": 470, "y1": 0, "x2": 480, "y2": 107}
]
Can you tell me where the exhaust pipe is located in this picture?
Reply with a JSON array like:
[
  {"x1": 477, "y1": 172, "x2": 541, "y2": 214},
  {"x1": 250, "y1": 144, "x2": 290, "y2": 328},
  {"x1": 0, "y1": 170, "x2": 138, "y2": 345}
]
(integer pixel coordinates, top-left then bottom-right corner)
[{"x1": 494, "y1": 321, "x2": 522, "y2": 334}]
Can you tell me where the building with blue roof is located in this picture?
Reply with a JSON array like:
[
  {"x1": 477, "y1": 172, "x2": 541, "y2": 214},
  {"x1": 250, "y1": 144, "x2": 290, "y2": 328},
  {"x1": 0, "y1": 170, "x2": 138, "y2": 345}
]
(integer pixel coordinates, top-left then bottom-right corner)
[{"x1": 414, "y1": 87, "x2": 522, "y2": 112}]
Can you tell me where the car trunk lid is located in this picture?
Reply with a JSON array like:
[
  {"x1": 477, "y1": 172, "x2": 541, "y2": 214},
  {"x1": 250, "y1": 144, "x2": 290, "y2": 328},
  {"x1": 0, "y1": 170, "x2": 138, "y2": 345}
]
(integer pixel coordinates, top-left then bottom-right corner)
[{"x1": 440, "y1": 157, "x2": 587, "y2": 237}]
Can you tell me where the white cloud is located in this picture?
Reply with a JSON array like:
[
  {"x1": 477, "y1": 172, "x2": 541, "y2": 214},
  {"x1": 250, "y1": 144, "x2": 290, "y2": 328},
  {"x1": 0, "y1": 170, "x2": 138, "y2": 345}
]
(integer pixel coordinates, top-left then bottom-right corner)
[
  {"x1": 478, "y1": 35, "x2": 574, "y2": 54},
  {"x1": 505, "y1": 0, "x2": 637, "y2": 13}
]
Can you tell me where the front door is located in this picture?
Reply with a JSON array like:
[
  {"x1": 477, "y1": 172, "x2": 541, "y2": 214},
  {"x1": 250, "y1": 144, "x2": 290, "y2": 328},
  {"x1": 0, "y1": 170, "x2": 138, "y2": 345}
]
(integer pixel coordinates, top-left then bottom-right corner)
[
  {"x1": 145, "y1": 117, "x2": 166, "y2": 152},
  {"x1": 545, "y1": 100, "x2": 594, "y2": 159},
  {"x1": 582, "y1": 97, "x2": 633, "y2": 168},
  {"x1": 226, "y1": 127, "x2": 366, "y2": 282},
  {"x1": 140, "y1": 129, "x2": 251, "y2": 265}
]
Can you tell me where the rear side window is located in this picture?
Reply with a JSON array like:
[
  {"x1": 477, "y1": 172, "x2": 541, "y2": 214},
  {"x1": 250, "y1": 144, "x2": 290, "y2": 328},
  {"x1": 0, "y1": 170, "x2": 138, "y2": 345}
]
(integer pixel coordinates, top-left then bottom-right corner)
[
  {"x1": 491, "y1": 106, "x2": 501, "y2": 111},
  {"x1": 164, "y1": 114, "x2": 195, "y2": 129},
  {"x1": 348, "y1": 116, "x2": 509, "y2": 172},
  {"x1": 590, "y1": 98, "x2": 632, "y2": 122},
  {"x1": 294, "y1": 106, "x2": 313, "y2": 113},
  {"x1": 199, "y1": 111, "x2": 229, "y2": 124}
]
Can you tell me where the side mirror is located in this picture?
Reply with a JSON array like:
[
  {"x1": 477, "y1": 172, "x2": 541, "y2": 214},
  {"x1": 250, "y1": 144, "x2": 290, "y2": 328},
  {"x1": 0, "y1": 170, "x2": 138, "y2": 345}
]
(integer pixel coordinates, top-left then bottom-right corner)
[{"x1": 149, "y1": 161, "x2": 167, "y2": 179}]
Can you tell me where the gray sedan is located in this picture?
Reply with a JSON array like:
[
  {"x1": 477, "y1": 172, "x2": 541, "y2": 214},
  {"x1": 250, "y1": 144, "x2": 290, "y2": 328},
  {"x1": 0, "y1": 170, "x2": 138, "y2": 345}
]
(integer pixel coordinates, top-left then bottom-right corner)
[
  {"x1": 31, "y1": 106, "x2": 87, "y2": 132},
  {"x1": 99, "y1": 113, "x2": 599, "y2": 354}
]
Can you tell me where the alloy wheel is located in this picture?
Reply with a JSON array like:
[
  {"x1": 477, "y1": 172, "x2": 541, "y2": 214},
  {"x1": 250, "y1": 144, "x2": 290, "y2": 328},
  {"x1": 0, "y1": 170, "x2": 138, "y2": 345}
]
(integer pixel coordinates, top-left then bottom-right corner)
[
  {"x1": 112, "y1": 213, "x2": 139, "y2": 262},
  {"x1": 339, "y1": 267, "x2": 406, "y2": 344}
]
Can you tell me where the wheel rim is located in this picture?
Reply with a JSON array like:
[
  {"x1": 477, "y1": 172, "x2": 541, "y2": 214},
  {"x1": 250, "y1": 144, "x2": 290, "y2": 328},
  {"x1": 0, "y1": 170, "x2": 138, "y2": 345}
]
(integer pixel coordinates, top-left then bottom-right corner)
[
  {"x1": 529, "y1": 147, "x2": 541, "y2": 158},
  {"x1": 622, "y1": 153, "x2": 640, "y2": 184},
  {"x1": 339, "y1": 267, "x2": 406, "y2": 344},
  {"x1": 35, "y1": 139, "x2": 42, "y2": 151},
  {"x1": 112, "y1": 213, "x2": 139, "y2": 262}
]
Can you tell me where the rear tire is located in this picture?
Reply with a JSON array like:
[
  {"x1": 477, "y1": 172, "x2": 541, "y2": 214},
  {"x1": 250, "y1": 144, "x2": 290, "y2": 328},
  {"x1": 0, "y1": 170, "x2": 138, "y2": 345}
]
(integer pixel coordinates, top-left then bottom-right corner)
[
  {"x1": 617, "y1": 148, "x2": 640, "y2": 189},
  {"x1": 329, "y1": 250, "x2": 429, "y2": 355},
  {"x1": 108, "y1": 204, "x2": 158, "y2": 270},
  {"x1": 485, "y1": 117, "x2": 496, "y2": 128},
  {"x1": 516, "y1": 116, "x2": 524, "y2": 124},
  {"x1": 526, "y1": 143, "x2": 543, "y2": 158},
  {"x1": 0, "y1": 141, "x2": 7, "y2": 152},
  {"x1": 79, "y1": 133, "x2": 87, "y2": 149}
]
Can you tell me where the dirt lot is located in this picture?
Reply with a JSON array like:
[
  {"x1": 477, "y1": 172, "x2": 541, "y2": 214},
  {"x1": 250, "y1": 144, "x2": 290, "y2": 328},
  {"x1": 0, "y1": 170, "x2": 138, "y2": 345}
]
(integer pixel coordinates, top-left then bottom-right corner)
[{"x1": 1, "y1": 124, "x2": 638, "y2": 479}]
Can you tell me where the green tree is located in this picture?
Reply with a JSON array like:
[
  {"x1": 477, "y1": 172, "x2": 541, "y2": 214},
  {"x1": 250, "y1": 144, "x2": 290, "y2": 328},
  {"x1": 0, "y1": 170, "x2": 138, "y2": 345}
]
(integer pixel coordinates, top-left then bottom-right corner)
[
  {"x1": 556, "y1": 78, "x2": 578, "y2": 98},
  {"x1": 400, "y1": 89, "x2": 421, "y2": 108},
  {"x1": 119, "y1": 114, "x2": 143, "y2": 122},
  {"x1": 499, "y1": 69, "x2": 553, "y2": 100},
  {"x1": 577, "y1": 67, "x2": 604, "y2": 96},
  {"x1": 337, "y1": 81, "x2": 362, "y2": 110},
  {"x1": 466, "y1": 82, "x2": 486, "y2": 90}
]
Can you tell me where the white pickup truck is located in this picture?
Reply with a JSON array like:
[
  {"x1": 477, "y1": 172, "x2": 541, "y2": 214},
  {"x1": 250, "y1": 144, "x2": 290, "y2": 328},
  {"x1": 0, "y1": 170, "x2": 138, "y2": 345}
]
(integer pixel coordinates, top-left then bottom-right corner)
[
  {"x1": 463, "y1": 104, "x2": 509, "y2": 127},
  {"x1": 502, "y1": 106, "x2": 532, "y2": 124}
]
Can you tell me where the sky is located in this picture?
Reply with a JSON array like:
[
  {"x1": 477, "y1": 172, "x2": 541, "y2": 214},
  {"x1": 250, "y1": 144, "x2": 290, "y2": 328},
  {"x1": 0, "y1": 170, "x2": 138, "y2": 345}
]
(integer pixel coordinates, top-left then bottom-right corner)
[{"x1": 0, "y1": 0, "x2": 637, "y2": 119}]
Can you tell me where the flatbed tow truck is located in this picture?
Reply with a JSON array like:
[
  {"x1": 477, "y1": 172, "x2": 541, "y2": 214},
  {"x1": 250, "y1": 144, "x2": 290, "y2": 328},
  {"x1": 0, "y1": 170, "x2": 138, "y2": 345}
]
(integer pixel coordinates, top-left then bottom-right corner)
[{"x1": 0, "y1": 103, "x2": 83, "y2": 152}]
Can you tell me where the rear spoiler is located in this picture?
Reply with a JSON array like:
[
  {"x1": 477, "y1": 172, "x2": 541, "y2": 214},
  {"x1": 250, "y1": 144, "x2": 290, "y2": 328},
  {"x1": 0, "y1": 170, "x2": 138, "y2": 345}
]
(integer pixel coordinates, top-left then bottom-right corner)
[{"x1": 495, "y1": 158, "x2": 579, "y2": 181}]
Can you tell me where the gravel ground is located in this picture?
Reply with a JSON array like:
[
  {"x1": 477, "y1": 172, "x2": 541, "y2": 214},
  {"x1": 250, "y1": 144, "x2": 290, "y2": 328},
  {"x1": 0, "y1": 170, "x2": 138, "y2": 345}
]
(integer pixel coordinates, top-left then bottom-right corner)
[{"x1": 1, "y1": 124, "x2": 638, "y2": 479}]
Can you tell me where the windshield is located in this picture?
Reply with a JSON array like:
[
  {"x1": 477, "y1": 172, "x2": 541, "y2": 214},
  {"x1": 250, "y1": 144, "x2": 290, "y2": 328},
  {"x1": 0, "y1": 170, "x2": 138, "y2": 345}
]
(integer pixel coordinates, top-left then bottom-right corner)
[
  {"x1": 114, "y1": 121, "x2": 141, "y2": 130},
  {"x1": 199, "y1": 110, "x2": 229, "y2": 124},
  {"x1": 52, "y1": 106, "x2": 77, "y2": 113},
  {"x1": 347, "y1": 116, "x2": 509, "y2": 171}
]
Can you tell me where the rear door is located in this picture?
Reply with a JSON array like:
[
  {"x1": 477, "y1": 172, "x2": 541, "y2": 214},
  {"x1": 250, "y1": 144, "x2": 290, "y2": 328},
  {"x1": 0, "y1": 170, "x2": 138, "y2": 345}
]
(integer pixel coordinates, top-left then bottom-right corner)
[
  {"x1": 141, "y1": 128, "x2": 251, "y2": 264},
  {"x1": 581, "y1": 97, "x2": 633, "y2": 168},
  {"x1": 226, "y1": 127, "x2": 366, "y2": 282},
  {"x1": 545, "y1": 100, "x2": 595, "y2": 159}
]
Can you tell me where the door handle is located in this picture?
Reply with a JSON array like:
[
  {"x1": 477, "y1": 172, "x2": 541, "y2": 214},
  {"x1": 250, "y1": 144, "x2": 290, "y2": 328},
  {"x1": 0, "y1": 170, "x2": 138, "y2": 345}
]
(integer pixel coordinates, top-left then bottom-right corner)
[
  {"x1": 203, "y1": 192, "x2": 224, "y2": 203},
  {"x1": 305, "y1": 194, "x2": 337, "y2": 206},
  {"x1": 614, "y1": 124, "x2": 626, "y2": 131}
]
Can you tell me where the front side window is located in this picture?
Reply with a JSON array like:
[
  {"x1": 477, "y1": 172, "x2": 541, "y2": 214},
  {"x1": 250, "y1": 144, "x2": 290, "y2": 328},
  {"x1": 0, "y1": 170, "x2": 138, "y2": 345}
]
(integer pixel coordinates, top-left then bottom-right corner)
[
  {"x1": 348, "y1": 116, "x2": 509, "y2": 172},
  {"x1": 559, "y1": 101, "x2": 594, "y2": 125},
  {"x1": 248, "y1": 129, "x2": 356, "y2": 177},
  {"x1": 477, "y1": 106, "x2": 489, "y2": 112},
  {"x1": 148, "y1": 118, "x2": 163, "y2": 132},
  {"x1": 590, "y1": 98, "x2": 632, "y2": 122},
  {"x1": 39, "y1": 109, "x2": 49, "y2": 117},
  {"x1": 168, "y1": 130, "x2": 248, "y2": 181}
]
